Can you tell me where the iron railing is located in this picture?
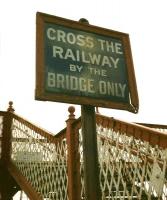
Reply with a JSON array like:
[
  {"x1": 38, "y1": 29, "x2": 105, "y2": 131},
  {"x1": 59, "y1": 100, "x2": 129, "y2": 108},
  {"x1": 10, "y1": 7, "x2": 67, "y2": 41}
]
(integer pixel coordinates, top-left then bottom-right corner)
[
  {"x1": 96, "y1": 115, "x2": 167, "y2": 199},
  {"x1": 0, "y1": 103, "x2": 167, "y2": 200}
]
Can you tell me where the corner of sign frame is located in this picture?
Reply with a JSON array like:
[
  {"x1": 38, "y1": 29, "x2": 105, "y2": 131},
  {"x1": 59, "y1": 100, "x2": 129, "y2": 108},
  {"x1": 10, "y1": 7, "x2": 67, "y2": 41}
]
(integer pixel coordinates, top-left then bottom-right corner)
[
  {"x1": 130, "y1": 103, "x2": 139, "y2": 114},
  {"x1": 36, "y1": 11, "x2": 46, "y2": 22},
  {"x1": 36, "y1": 11, "x2": 41, "y2": 19},
  {"x1": 36, "y1": 11, "x2": 43, "y2": 17}
]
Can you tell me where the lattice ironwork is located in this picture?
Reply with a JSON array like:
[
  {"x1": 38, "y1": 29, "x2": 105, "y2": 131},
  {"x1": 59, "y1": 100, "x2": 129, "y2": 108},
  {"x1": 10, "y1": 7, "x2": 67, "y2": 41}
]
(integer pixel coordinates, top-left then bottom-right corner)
[
  {"x1": 77, "y1": 118, "x2": 167, "y2": 200},
  {"x1": 79, "y1": 129, "x2": 85, "y2": 199},
  {"x1": 11, "y1": 116, "x2": 68, "y2": 200},
  {"x1": 97, "y1": 124, "x2": 167, "y2": 200},
  {"x1": 1, "y1": 106, "x2": 167, "y2": 200}
]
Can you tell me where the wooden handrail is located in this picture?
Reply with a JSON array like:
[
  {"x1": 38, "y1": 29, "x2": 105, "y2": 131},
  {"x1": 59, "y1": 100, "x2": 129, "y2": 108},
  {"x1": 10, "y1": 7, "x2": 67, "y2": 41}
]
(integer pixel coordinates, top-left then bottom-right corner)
[
  {"x1": 137, "y1": 122, "x2": 167, "y2": 130},
  {"x1": 96, "y1": 113, "x2": 167, "y2": 149},
  {"x1": 0, "y1": 104, "x2": 167, "y2": 200}
]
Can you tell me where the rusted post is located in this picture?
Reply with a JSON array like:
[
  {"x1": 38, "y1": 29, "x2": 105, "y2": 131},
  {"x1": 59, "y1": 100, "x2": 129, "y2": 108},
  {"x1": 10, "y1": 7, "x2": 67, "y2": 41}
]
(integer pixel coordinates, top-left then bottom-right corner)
[
  {"x1": 2, "y1": 101, "x2": 14, "y2": 163},
  {"x1": 66, "y1": 106, "x2": 81, "y2": 200},
  {"x1": 0, "y1": 101, "x2": 17, "y2": 199},
  {"x1": 81, "y1": 105, "x2": 101, "y2": 200},
  {"x1": 78, "y1": 17, "x2": 101, "y2": 199},
  {"x1": 7, "y1": 101, "x2": 15, "y2": 112}
]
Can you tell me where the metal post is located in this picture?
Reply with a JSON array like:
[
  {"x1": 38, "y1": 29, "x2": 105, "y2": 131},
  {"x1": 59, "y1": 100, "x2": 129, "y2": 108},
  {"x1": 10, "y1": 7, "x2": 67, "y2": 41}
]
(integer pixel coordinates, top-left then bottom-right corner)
[
  {"x1": 66, "y1": 106, "x2": 81, "y2": 200},
  {"x1": 0, "y1": 101, "x2": 19, "y2": 199},
  {"x1": 81, "y1": 105, "x2": 101, "y2": 200}
]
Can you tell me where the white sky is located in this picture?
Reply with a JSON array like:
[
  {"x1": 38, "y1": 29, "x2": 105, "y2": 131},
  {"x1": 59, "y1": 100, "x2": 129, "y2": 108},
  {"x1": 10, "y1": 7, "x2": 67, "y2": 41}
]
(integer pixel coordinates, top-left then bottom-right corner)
[{"x1": 0, "y1": 0, "x2": 167, "y2": 134}]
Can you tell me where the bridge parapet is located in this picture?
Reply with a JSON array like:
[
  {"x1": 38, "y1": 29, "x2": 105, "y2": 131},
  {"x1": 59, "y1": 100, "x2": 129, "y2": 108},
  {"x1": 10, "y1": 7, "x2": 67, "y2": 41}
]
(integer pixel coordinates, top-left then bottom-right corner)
[
  {"x1": 0, "y1": 102, "x2": 166, "y2": 199},
  {"x1": 96, "y1": 114, "x2": 167, "y2": 199}
]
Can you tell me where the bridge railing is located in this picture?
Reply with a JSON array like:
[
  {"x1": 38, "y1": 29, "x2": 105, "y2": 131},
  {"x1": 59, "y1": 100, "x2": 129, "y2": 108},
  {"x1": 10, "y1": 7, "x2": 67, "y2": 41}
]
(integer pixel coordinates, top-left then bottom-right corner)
[
  {"x1": 0, "y1": 103, "x2": 75, "y2": 200},
  {"x1": 96, "y1": 114, "x2": 167, "y2": 199},
  {"x1": 137, "y1": 122, "x2": 167, "y2": 134},
  {"x1": 10, "y1": 113, "x2": 68, "y2": 199},
  {"x1": 0, "y1": 102, "x2": 167, "y2": 200}
]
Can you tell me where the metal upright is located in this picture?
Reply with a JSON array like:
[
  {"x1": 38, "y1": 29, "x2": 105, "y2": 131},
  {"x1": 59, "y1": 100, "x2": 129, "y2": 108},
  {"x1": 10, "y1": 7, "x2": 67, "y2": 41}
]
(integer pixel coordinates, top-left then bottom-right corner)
[{"x1": 81, "y1": 105, "x2": 101, "y2": 200}]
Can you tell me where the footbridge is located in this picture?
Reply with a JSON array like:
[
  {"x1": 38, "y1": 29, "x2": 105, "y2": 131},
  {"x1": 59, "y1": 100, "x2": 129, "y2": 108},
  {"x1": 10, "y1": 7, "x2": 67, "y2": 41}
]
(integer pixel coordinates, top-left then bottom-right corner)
[{"x1": 0, "y1": 102, "x2": 167, "y2": 199}]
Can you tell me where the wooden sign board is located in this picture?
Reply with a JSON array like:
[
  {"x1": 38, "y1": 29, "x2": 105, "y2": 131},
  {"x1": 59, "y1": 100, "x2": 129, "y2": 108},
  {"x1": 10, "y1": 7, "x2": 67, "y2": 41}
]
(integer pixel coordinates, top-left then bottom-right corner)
[{"x1": 35, "y1": 12, "x2": 139, "y2": 113}]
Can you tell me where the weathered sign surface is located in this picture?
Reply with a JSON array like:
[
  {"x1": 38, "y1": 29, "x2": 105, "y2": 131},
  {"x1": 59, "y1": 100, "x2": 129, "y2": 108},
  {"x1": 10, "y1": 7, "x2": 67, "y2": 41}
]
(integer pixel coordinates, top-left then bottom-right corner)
[{"x1": 36, "y1": 12, "x2": 139, "y2": 113}]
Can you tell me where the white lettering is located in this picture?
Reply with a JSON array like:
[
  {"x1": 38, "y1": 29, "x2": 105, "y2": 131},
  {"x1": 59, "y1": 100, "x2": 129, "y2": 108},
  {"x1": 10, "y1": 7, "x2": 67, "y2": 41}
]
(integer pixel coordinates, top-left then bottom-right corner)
[
  {"x1": 109, "y1": 57, "x2": 119, "y2": 68},
  {"x1": 115, "y1": 43, "x2": 123, "y2": 54},
  {"x1": 97, "y1": 39, "x2": 123, "y2": 54},
  {"x1": 64, "y1": 49, "x2": 76, "y2": 61},
  {"x1": 52, "y1": 46, "x2": 64, "y2": 58},
  {"x1": 47, "y1": 28, "x2": 94, "y2": 48},
  {"x1": 69, "y1": 64, "x2": 83, "y2": 73},
  {"x1": 79, "y1": 78, "x2": 87, "y2": 91},
  {"x1": 57, "y1": 74, "x2": 65, "y2": 88},
  {"x1": 81, "y1": 51, "x2": 90, "y2": 63},
  {"x1": 101, "y1": 56, "x2": 112, "y2": 67},
  {"x1": 57, "y1": 30, "x2": 66, "y2": 43},
  {"x1": 77, "y1": 35, "x2": 85, "y2": 46},
  {"x1": 106, "y1": 41, "x2": 115, "y2": 52},
  {"x1": 52, "y1": 46, "x2": 120, "y2": 68},
  {"x1": 47, "y1": 73, "x2": 126, "y2": 98},
  {"x1": 99, "y1": 81, "x2": 106, "y2": 94},
  {"x1": 86, "y1": 36, "x2": 94, "y2": 48},
  {"x1": 47, "y1": 28, "x2": 56, "y2": 40},
  {"x1": 88, "y1": 67, "x2": 107, "y2": 77},
  {"x1": 119, "y1": 83, "x2": 126, "y2": 97},
  {"x1": 70, "y1": 76, "x2": 78, "y2": 90},
  {"x1": 99, "y1": 81, "x2": 126, "y2": 97},
  {"x1": 48, "y1": 72, "x2": 55, "y2": 87},
  {"x1": 67, "y1": 33, "x2": 76, "y2": 44},
  {"x1": 98, "y1": 39, "x2": 106, "y2": 51},
  {"x1": 88, "y1": 53, "x2": 101, "y2": 65},
  {"x1": 88, "y1": 79, "x2": 95, "y2": 93}
]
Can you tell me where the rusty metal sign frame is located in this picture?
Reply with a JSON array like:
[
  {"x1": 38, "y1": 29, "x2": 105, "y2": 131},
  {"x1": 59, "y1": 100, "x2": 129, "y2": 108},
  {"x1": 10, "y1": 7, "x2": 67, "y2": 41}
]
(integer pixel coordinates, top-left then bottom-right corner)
[{"x1": 35, "y1": 12, "x2": 139, "y2": 113}]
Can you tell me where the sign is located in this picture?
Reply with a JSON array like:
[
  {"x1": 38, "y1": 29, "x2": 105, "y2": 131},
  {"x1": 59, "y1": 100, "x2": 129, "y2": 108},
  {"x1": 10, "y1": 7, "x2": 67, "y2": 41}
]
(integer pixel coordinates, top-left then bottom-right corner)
[{"x1": 36, "y1": 12, "x2": 139, "y2": 113}]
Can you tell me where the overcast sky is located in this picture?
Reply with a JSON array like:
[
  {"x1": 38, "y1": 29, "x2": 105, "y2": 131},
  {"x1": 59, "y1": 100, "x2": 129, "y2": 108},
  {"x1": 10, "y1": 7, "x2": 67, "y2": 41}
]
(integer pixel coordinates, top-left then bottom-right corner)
[{"x1": 0, "y1": 0, "x2": 167, "y2": 134}]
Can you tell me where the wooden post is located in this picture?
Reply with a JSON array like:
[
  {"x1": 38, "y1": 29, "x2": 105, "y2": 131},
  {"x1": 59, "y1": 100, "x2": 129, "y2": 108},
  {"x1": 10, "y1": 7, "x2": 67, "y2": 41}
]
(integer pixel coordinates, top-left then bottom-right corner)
[
  {"x1": 78, "y1": 18, "x2": 101, "y2": 200},
  {"x1": 66, "y1": 106, "x2": 81, "y2": 200},
  {"x1": 0, "y1": 101, "x2": 19, "y2": 199},
  {"x1": 81, "y1": 105, "x2": 101, "y2": 200},
  {"x1": 2, "y1": 101, "x2": 14, "y2": 164}
]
